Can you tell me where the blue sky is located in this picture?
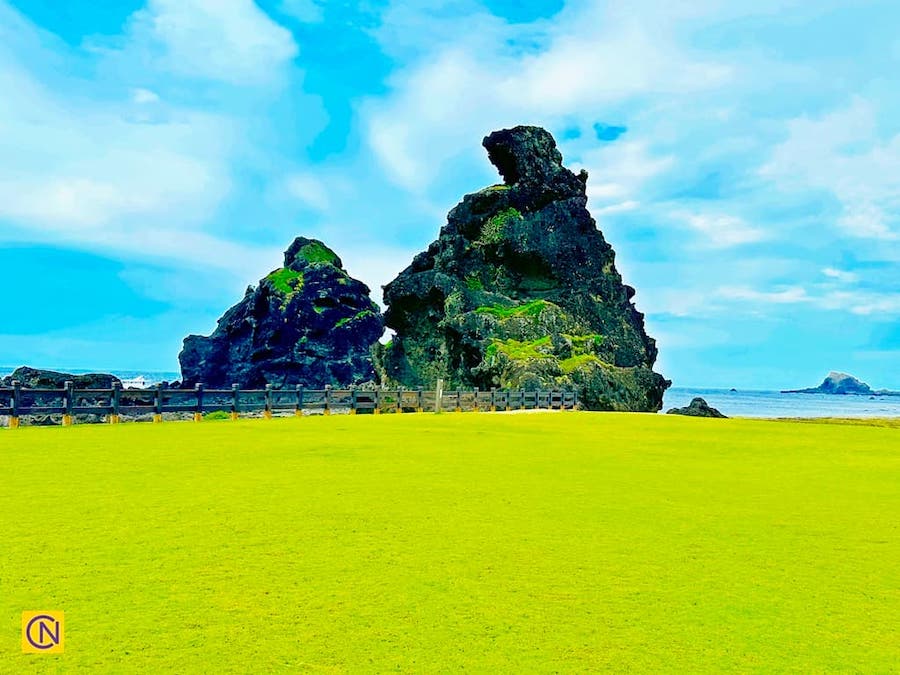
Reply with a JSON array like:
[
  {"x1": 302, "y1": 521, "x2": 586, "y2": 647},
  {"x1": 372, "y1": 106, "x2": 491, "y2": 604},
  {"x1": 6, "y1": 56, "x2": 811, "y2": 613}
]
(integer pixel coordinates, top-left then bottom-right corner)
[{"x1": 1, "y1": 0, "x2": 898, "y2": 389}]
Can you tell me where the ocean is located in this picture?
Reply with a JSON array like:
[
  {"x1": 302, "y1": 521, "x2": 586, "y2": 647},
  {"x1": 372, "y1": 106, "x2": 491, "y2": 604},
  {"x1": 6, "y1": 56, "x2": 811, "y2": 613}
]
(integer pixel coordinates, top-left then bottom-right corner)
[
  {"x1": 663, "y1": 387, "x2": 900, "y2": 418},
  {"x1": 2, "y1": 367, "x2": 898, "y2": 418}
]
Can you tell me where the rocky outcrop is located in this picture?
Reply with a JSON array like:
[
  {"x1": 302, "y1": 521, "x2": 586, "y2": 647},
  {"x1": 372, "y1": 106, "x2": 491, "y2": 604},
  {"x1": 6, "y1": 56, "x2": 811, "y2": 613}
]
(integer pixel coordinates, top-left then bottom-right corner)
[
  {"x1": 783, "y1": 372, "x2": 874, "y2": 395},
  {"x1": 783, "y1": 372, "x2": 900, "y2": 396},
  {"x1": 1, "y1": 366, "x2": 120, "y2": 389},
  {"x1": 666, "y1": 397, "x2": 727, "y2": 418},
  {"x1": 179, "y1": 237, "x2": 383, "y2": 389},
  {"x1": 380, "y1": 125, "x2": 669, "y2": 411}
]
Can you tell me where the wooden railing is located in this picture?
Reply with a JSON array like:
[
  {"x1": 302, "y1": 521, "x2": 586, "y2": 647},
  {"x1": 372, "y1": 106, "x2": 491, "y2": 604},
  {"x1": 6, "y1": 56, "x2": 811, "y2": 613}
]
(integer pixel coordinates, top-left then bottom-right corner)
[{"x1": 0, "y1": 381, "x2": 579, "y2": 428}]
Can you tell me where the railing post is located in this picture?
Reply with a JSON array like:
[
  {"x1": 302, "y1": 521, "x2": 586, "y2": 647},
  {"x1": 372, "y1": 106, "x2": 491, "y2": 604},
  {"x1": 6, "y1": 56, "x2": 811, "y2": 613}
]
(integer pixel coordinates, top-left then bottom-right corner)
[
  {"x1": 435, "y1": 379, "x2": 443, "y2": 414},
  {"x1": 349, "y1": 387, "x2": 357, "y2": 415},
  {"x1": 396, "y1": 389, "x2": 403, "y2": 414},
  {"x1": 455, "y1": 389, "x2": 462, "y2": 413},
  {"x1": 373, "y1": 388, "x2": 380, "y2": 415},
  {"x1": 490, "y1": 387, "x2": 496, "y2": 413},
  {"x1": 264, "y1": 384, "x2": 273, "y2": 419},
  {"x1": 110, "y1": 382, "x2": 121, "y2": 424},
  {"x1": 63, "y1": 380, "x2": 74, "y2": 426},
  {"x1": 154, "y1": 384, "x2": 163, "y2": 423},
  {"x1": 297, "y1": 386, "x2": 305, "y2": 417},
  {"x1": 417, "y1": 388, "x2": 424, "y2": 413},
  {"x1": 473, "y1": 388, "x2": 479, "y2": 413},
  {"x1": 520, "y1": 389, "x2": 525, "y2": 410},
  {"x1": 324, "y1": 385, "x2": 332, "y2": 416},
  {"x1": 194, "y1": 383, "x2": 204, "y2": 422},
  {"x1": 232, "y1": 384, "x2": 240, "y2": 420},
  {"x1": 10, "y1": 380, "x2": 20, "y2": 429}
]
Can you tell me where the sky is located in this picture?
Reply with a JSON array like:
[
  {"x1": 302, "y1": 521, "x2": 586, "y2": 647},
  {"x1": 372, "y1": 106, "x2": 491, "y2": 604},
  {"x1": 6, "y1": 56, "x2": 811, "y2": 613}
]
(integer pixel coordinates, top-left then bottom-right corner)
[{"x1": 1, "y1": 0, "x2": 899, "y2": 389}]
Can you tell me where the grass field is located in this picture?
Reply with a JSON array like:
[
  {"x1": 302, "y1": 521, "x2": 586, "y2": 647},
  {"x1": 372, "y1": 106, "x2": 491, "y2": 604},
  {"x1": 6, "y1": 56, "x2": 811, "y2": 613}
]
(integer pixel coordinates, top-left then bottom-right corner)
[{"x1": 1, "y1": 412, "x2": 898, "y2": 672}]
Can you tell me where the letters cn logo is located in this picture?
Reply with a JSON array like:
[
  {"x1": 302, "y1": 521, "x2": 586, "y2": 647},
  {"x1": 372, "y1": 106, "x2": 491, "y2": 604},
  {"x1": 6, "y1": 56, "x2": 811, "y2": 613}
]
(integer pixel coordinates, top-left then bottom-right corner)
[{"x1": 22, "y1": 611, "x2": 64, "y2": 654}]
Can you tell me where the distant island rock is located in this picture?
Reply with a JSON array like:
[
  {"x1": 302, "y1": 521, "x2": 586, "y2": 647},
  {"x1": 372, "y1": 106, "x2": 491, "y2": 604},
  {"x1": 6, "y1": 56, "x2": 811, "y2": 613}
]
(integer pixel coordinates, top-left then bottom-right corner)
[
  {"x1": 179, "y1": 237, "x2": 383, "y2": 389},
  {"x1": 380, "y1": 125, "x2": 669, "y2": 411},
  {"x1": 666, "y1": 397, "x2": 727, "y2": 418},
  {"x1": 782, "y1": 371, "x2": 900, "y2": 396}
]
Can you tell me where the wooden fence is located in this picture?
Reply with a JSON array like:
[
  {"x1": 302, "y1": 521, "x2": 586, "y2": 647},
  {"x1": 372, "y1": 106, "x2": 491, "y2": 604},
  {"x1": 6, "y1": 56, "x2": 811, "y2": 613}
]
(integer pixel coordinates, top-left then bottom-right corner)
[{"x1": 0, "y1": 381, "x2": 579, "y2": 428}]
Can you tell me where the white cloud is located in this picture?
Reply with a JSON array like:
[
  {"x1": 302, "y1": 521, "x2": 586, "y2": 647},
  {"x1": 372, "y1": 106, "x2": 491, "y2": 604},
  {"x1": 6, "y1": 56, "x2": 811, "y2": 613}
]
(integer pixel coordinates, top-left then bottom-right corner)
[
  {"x1": 679, "y1": 212, "x2": 768, "y2": 248},
  {"x1": 280, "y1": 0, "x2": 324, "y2": 23},
  {"x1": 818, "y1": 290, "x2": 900, "y2": 316},
  {"x1": 717, "y1": 285, "x2": 809, "y2": 304},
  {"x1": 131, "y1": 87, "x2": 160, "y2": 104},
  {"x1": 0, "y1": 0, "x2": 301, "y2": 273},
  {"x1": 760, "y1": 97, "x2": 900, "y2": 241},
  {"x1": 593, "y1": 200, "x2": 640, "y2": 217},
  {"x1": 123, "y1": 0, "x2": 298, "y2": 85},
  {"x1": 581, "y1": 141, "x2": 675, "y2": 206},
  {"x1": 0, "y1": 61, "x2": 234, "y2": 239},
  {"x1": 364, "y1": 1, "x2": 730, "y2": 191},
  {"x1": 285, "y1": 173, "x2": 331, "y2": 212},
  {"x1": 822, "y1": 267, "x2": 859, "y2": 283},
  {"x1": 655, "y1": 283, "x2": 900, "y2": 319}
]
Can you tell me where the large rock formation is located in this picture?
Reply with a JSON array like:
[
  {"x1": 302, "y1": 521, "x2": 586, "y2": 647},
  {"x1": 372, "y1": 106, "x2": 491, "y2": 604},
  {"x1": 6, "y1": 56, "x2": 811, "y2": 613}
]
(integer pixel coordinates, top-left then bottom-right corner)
[
  {"x1": 381, "y1": 125, "x2": 669, "y2": 411},
  {"x1": 179, "y1": 237, "x2": 383, "y2": 389}
]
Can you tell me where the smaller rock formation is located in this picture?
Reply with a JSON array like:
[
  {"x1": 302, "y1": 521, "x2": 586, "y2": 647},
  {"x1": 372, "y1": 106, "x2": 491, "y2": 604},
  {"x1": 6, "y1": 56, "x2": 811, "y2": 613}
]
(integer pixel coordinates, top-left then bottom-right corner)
[
  {"x1": 179, "y1": 237, "x2": 383, "y2": 389},
  {"x1": 667, "y1": 397, "x2": 727, "y2": 418},
  {"x1": 1, "y1": 366, "x2": 120, "y2": 389}
]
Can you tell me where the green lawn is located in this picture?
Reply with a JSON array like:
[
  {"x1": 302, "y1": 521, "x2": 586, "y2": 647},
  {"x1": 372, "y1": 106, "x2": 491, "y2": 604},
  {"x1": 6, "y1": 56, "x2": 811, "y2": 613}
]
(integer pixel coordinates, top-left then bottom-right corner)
[{"x1": 1, "y1": 413, "x2": 898, "y2": 672}]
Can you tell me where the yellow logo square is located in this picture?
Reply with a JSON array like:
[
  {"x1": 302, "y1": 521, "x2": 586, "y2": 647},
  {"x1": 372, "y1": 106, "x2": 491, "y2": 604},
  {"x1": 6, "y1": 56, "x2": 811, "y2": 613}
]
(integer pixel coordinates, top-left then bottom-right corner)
[{"x1": 22, "y1": 611, "x2": 64, "y2": 654}]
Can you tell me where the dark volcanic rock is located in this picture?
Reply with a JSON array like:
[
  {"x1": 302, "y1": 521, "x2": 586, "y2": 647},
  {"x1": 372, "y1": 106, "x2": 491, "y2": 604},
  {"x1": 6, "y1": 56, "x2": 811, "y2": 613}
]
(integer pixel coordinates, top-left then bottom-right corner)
[
  {"x1": 2, "y1": 366, "x2": 121, "y2": 389},
  {"x1": 380, "y1": 125, "x2": 670, "y2": 411},
  {"x1": 179, "y1": 238, "x2": 383, "y2": 389},
  {"x1": 782, "y1": 371, "x2": 874, "y2": 395},
  {"x1": 667, "y1": 397, "x2": 727, "y2": 418}
]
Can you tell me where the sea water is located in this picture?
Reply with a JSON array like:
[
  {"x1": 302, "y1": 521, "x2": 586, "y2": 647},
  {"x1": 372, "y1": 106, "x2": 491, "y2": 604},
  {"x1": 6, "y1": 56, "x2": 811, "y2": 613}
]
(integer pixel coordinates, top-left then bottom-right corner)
[{"x1": 663, "y1": 387, "x2": 900, "y2": 418}]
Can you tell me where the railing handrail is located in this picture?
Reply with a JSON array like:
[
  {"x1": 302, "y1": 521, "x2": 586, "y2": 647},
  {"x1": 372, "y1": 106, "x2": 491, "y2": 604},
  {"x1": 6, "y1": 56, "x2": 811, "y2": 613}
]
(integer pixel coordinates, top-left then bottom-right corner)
[{"x1": 0, "y1": 381, "x2": 579, "y2": 427}]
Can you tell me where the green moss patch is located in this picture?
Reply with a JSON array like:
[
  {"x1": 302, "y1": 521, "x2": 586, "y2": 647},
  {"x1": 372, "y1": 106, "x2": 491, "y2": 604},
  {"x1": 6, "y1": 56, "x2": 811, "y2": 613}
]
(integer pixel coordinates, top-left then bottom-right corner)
[
  {"x1": 475, "y1": 299, "x2": 552, "y2": 320},
  {"x1": 336, "y1": 309, "x2": 377, "y2": 328},
  {"x1": 298, "y1": 242, "x2": 339, "y2": 265},
  {"x1": 476, "y1": 207, "x2": 522, "y2": 246},
  {"x1": 559, "y1": 354, "x2": 602, "y2": 374},
  {"x1": 564, "y1": 333, "x2": 604, "y2": 352},
  {"x1": 265, "y1": 268, "x2": 304, "y2": 296},
  {"x1": 485, "y1": 336, "x2": 553, "y2": 362},
  {"x1": 465, "y1": 275, "x2": 484, "y2": 291}
]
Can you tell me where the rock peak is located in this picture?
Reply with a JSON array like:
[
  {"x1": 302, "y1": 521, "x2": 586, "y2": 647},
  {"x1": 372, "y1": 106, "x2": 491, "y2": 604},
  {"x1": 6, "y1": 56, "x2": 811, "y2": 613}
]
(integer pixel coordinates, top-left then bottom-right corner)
[
  {"x1": 482, "y1": 125, "x2": 565, "y2": 185},
  {"x1": 283, "y1": 237, "x2": 342, "y2": 271}
]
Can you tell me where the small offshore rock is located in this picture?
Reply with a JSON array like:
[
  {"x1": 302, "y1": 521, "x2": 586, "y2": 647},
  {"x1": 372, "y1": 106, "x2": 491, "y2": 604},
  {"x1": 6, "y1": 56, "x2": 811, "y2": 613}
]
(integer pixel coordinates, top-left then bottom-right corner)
[{"x1": 666, "y1": 397, "x2": 727, "y2": 418}]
